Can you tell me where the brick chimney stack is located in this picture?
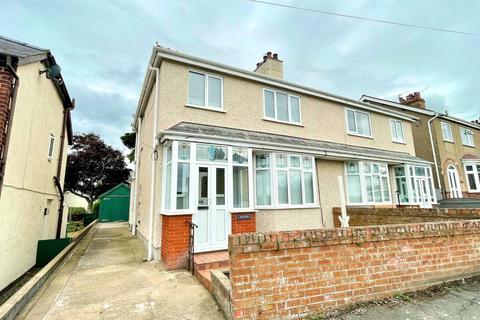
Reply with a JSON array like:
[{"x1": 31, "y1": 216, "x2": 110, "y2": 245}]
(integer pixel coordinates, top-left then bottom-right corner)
[
  {"x1": 254, "y1": 51, "x2": 283, "y2": 79},
  {"x1": 399, "y1": 92, "x2": 426, "y2": 109}
]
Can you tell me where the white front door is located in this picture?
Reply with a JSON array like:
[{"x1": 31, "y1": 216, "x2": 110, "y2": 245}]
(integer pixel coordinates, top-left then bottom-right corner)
[
  {"x1": 193, "y1": 165, "x2": 230, "y2": 252},
  {"x1": 447, "y1": 165, "x2": 462, "y2": 198},
  {"x1": 415, "y1": 178, "x2": 432, "y2": 208}
]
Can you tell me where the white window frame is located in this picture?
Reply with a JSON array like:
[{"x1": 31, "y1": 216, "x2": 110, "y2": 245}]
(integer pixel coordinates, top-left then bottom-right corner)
[
  {"x1": 263, "y1": 88, "x2": 302, "y2": 125},
  {"x1": 464, "y1": 162, "x2": 480, "y2": 193},
  {"x1": 460, "y1": 127, "x2": 475, "y2": 147},
  {"x1": 390, "y1": 119, "x2": 405, "y2": 143},
  {"x1": 393, "y1": 164, "x2": 437, "y2": 205},
  {"x1": 345, "y1": 108, "x2": 373, "y2": 138},
  {"x1": 253, "y1": 152, "x2": 317, "y2": 209},
  {"x1": 441, "y1": 122, "x2": 454, "y2": 142},
  {"x1": 47, "y1": 134, "x2": 55, "y2": 160},
  {"x1": 187, "y1": 70, "x2": 224, "y2": 112},
  {"x1": 344, "y1": 161, "x2": 392, "y2": 205}
]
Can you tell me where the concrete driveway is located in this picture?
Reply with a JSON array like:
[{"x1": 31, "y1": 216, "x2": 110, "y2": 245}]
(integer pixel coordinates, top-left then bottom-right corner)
[{"x1": 17, "y1": 222, "x2": 223, "y2": 320}]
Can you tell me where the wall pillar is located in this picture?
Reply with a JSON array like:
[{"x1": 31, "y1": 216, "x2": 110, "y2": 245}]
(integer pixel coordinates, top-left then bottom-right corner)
[
  {"x1": 160, "y1": 214, "x2": 192, "y2": 269},
  {"x1": 231, "y1": 212, "x2": 256, "y2": 234}
]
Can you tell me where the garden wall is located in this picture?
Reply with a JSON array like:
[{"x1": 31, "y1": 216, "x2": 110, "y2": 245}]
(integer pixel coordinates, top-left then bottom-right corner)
[
  {"x1": 332, "y1": 207, "x2": 480, "y2": 227},
  {"x1": 229, "y1": 220, "x2": 480, "y2": 319}
]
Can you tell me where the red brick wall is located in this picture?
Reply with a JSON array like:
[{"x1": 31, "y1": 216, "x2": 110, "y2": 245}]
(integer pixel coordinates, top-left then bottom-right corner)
[
  {"x1": 229, "y1": 220, "x2": 480, "y2": 319},
  {"x1": 0, "y1": 66, "x2": 14, "y2": 180},
  {"x1": 231, "y1": 212, "x2": 256, "y2": 234},
  {"x1": 161, "y1": 214, "x2": 192, "y2": 269},
  {"x1": 332, "y1": 207, "x2": 480, "y2": 227}
]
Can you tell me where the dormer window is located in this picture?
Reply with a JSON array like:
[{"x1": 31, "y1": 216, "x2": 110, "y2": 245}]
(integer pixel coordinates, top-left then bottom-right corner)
[{"x1": 263, "y1": 89, "x2": 301, "y2": 125}]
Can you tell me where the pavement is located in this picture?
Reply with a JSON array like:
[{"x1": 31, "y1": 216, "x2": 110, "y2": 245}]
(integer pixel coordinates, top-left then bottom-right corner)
[
  {"x1": 17, "y1": 222, "x2": 224, "y2": 320},
  {"x1": 335, "y1": 283, "x2": 480, "y2": 320}
]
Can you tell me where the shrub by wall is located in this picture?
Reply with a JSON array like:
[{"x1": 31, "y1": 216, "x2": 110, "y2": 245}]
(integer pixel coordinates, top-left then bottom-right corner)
[
  {"x1": 229, "y1": 220, "x2": 480, "y2": 319},
  {"x1": 332, "y1": 207, "x2": 480, "y2": 227}
]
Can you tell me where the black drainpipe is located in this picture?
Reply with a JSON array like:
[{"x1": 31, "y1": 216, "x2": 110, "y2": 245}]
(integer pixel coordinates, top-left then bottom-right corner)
[{"x1": 54, "y1": 105, "x2": 72, "y2": 239}]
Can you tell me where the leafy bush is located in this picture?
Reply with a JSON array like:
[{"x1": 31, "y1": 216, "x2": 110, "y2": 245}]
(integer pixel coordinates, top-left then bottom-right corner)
[
  {"x1": 69, "y1": 207, "x2": 87, "y2": 221},
  {"x1": 67, "y1": 221, "x2": 84, "y2": 233},
  {"x1": 92, "y1": 201, "x2": 100, "y2": 214}
]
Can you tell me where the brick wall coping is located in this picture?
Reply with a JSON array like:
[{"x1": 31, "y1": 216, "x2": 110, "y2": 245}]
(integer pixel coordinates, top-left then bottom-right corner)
[{"x1": 229, "y1": 219, "x2": 480, "y2": 255}]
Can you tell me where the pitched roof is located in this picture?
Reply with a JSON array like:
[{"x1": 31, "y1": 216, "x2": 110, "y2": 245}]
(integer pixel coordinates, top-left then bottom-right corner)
[
  {"x1": 97, "y1": 183, "x2": 130, "y2": 199},
  {"x1": 361, "y1": 95, "x2": 480, "y2": 131},
  {"x1": 162, "y1": 122, "x2": 431, "y2": 165},
  {"x1": 0, "y1": 35, "x2": 49, "y2": 65}
]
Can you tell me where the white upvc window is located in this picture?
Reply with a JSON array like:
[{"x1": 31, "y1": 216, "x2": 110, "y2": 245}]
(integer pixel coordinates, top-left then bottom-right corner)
[
  {"x1": 460, "y1": 127, "x2": 475, "y2": 147},
  {"x1": 390, "y1": 119, "x2": 405, "y2": 143},
  {"x1": 47, "y1": 134, "x2": 55, "y2": 160},
  {"x1": 394, "y1": 165, "x2": 436, "y2": 205},
  {"x1": 441, "y1": 122, "x2": 453, "y2": 142},
  {"x1": 263, "y1": 89, "x2": 302, "y2": 125},
  {"x1": 346, "y1": 109, "x2": 372, "y2": 138},
  {"x1": 345, "y1": 161, "x2": 391, "y2": 205},
  {"x1": 187, "y1": 71, "x2": 223, "y2": 111},
  {"x1": 464, "y1": 163, "x2": 480, "y2": 192},
  {"x1": 254, "y1": 152, "x2": 316, "y2": 208}
]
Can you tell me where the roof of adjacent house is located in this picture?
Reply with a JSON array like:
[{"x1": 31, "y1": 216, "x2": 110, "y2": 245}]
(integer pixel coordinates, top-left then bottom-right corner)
[
  {"x1": 134, "y1": 45, "x2": 419, "y2": 127},
  {"x1": 361, "y1": 95, "x2": 480, "y2": 131},
  {"x1": 162, "y1": 122, "x2": 431, "y2": 165},
  {"x1": 0, "y1": 35, "x2": 74, "y2": 144}
]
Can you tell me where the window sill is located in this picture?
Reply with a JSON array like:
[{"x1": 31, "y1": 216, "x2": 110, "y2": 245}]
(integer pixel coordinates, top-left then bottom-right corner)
[
  {"x1": 160, "y1": 211, "x2": 194, "y2": 216},
  {"x1": 443, "y1": 140, "x2": 455, "y2": 144},
  {"x1": 462, "y1": 144, "x2": 476, "y2": 148},
  {"x1": 392, "y1": 140, "x2": 406, "y2": 145},
  {"x1": 262, "y1": 117, "x2": 304, "y2": 127},
  {"x1": 347, "y1": 132, "x2": 373, "y2": 140},
  {"x1": 255, "y1": 205, "x2": 320, "y2": 210},
  {"x1": 185, "y1": 104, "x2": 226, "y2": 113},
  {"x1": 230, "y1": 209, "x2": 259, "y2": 213},
  {"x1": 466, "y1": 190, "x2": 480, "y2": 194}
]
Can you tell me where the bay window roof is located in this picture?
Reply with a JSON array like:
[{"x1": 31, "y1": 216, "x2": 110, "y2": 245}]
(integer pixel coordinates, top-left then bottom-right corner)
[{"x1": 161, "y1": 122, "x2": 431, "y2": 165}]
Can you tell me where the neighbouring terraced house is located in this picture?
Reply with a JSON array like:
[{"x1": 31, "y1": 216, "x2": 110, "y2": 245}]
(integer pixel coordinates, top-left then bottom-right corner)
[
  {"x1": 130, "y1": 47, "x2": 436, "y2": 269},
  {"x1": 0, "y1": 36, "x2": 73, "y2": 292},
  {"x1": 362, "y1": 93, "x2": 480, "y2": 202}
]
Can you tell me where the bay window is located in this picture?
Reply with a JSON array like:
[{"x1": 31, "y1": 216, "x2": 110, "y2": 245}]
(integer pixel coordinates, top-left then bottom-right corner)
[
  {"x1": 188, "y1": 71, "x2": 223, "y2": 110},
  {"x1": 263, "y1": 89, "x2": 302, "y2": 124},
  {"x1": 232, "y1": 148, "x2": 249, "y2": 208},
  {"x1": 254, "y1": 152, "x2": 316, "y2": 208},
  {"x1": 345, "y1": 161, "x2": 390, "y2": 204},
  {"x1": 346, "y1": 109, "x2": 372, "y2": 137},
  {"x1": 393, "y1": 164, "x2": 435, "y2": 205},
  {"x1": 465, "y1": 163, "x2": 480, "y2": 192}
]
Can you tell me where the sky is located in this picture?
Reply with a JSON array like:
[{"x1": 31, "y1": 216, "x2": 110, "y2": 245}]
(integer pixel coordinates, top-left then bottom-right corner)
[{"x1": 1, "y1": 0, "x2": 479, "y2": 150}]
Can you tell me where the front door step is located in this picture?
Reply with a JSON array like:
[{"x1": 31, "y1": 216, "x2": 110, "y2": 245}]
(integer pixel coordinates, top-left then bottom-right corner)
[{"x1": 193, "y1": 251, "x2": 229, "y2": 291}]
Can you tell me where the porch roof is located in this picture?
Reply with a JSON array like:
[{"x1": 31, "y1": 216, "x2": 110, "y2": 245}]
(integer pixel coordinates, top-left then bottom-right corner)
[{"x1": 161, "y1": 122, "x2": 432, "y2": 165}]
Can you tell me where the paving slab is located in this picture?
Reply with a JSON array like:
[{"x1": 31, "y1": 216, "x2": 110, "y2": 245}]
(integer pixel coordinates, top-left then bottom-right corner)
[{"x1": 17, "y1": 222, "x2": 223, "y2": 320}]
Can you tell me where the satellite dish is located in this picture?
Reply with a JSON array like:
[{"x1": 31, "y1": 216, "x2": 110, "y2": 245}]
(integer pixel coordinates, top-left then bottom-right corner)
[{"x1": 39, "y1": 63, "x2": 62, "y2": 79}]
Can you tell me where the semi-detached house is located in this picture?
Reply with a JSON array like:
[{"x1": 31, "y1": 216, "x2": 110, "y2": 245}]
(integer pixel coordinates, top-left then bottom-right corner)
[{"x1": 131, "y1": 47, "x2": 434, "y2": 269}]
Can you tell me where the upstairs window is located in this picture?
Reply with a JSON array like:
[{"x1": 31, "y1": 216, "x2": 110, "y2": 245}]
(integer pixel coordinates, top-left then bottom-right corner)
[
  {"x1": 460, "y1": 127, "x2": 475, "y2": 147},
  {"x1": 263, "y1": 89, "x2": 301, "y2": 124},
  {"x1": 47, "y1": 134, "x2": 55, "y2": 160},
  {"x1": 188, "y1": 71, "x2": 223, "y2": 110},
  {"x1": 441, "y1": 122, "x2": 453, "y2": 142},
  {"x1": 346, "y1": 109, "x2": 372, "y2": 137},
  {"x1": 390, "y1": 119, "x2": 405, "y2": 143}
]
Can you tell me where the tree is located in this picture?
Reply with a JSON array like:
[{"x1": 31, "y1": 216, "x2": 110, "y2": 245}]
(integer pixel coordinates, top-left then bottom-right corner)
[
  {"x1": 121, "y1": 131, "x2": 136, "y2": 162},
  {"x1": 65, "y1": 133, "x2": 131, "y2": 211}
]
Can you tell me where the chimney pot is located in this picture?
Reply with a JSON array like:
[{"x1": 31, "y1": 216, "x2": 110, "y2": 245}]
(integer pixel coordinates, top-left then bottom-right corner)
[
  {"x1": 266, "y1": 51, "x2": 272, "y2": 59},
  {"x1": 273, "y1": 53, "x2": 278, "y2": 59},
  {"x1": 263, "y1": 55, "x2": 267, "y2": 62}
]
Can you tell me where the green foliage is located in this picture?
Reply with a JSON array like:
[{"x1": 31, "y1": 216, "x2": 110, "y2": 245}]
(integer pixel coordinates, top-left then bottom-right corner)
[
  {"x1": 393, "y1": 292, "x2": 411, "y2": 302},
  {"x1": 92, "y1": 201, "x2": 100, "y2": 214},
  {"x1": 121, "y1": 131, "x2": 136, "y2": 162},
  {"x1": 303, "y1": 313, "x2": 325, "y2": 320},
  {"x1": 67, "y1": 221, "x2": 84, "y2": 233},
  {"x1": 68, "y1": 207, "x2": 86, "y2": 215}
]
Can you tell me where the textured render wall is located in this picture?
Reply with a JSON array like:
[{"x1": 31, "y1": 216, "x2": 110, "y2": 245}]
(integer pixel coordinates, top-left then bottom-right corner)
[
  {"x1": 0, "y1": 61, "x2": 67, "y2": 291},
  {"x1": 156, "y1": 60, "x2": 416, "y2": 155},
  {"x1": 229, "y1": 220, "x2": 480, "y2": 319},
  {"x1": 332, "y1": 207, "x2": 480, "y2": 227}
]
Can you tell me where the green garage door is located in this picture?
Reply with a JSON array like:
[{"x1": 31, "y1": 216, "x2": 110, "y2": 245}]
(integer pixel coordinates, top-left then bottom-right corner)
[{"x1": 98, "y1": 184, "x2": 130, "y2": 222}]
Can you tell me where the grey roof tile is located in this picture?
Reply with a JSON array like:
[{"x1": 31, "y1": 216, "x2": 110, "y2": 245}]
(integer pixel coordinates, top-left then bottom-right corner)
[
  {"x1": 0, "y1": 35, "x2": 48, "y2": 62},
  {"x1": 165, "y1": 122, "x2": 430, "y2": 164}
]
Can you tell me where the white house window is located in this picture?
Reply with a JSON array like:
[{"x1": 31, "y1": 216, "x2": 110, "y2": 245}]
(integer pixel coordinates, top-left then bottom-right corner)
[
  {"x1": 176, "y1": 143, "x2": 190, "y2": 210},
  {"x1": 263, "y1": 89, "x2": 301, "y2": 124},
  {"x1": 441, "y1": 122, "x2": 453, "y2": 142},
  {"x1": 188, "y1": 71, "x2": 223, "y2": 110},
  {"x1": 48, "y1": 134, "x2": 55, "y2": 160},
  {"x1": 390, "y1": 119, "x2": 405, "y2": 143},
  {"x1": 346, "y1": 109, "x2": 372, "y2": 137},
  {"x1": 164, "y1": 145, "x2": 173, "y2": 211},
  {"x1": 393, "y1": 164, "x2": 435, "y2": 205},
  {"x1": 460, "y1": 127, "x2": 475, "y2": 147},
  {"x1": 254, "y1": 152, "x2": 316, "y2": 208},
  {"x1": 465, "y1": 163, "x2": 480, "y2": 192},
  {"x1": 232, "y1": 147, "x2": 249, "y2": 208},
  {"x1": 345, "y1": 161, "x2": 390, "y2": 204}
]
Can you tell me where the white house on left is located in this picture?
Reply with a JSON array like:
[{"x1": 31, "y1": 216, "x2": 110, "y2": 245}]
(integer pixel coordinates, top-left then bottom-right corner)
[{"x1": 0, "y1": 36, "x2": 74, "y2": 292}]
